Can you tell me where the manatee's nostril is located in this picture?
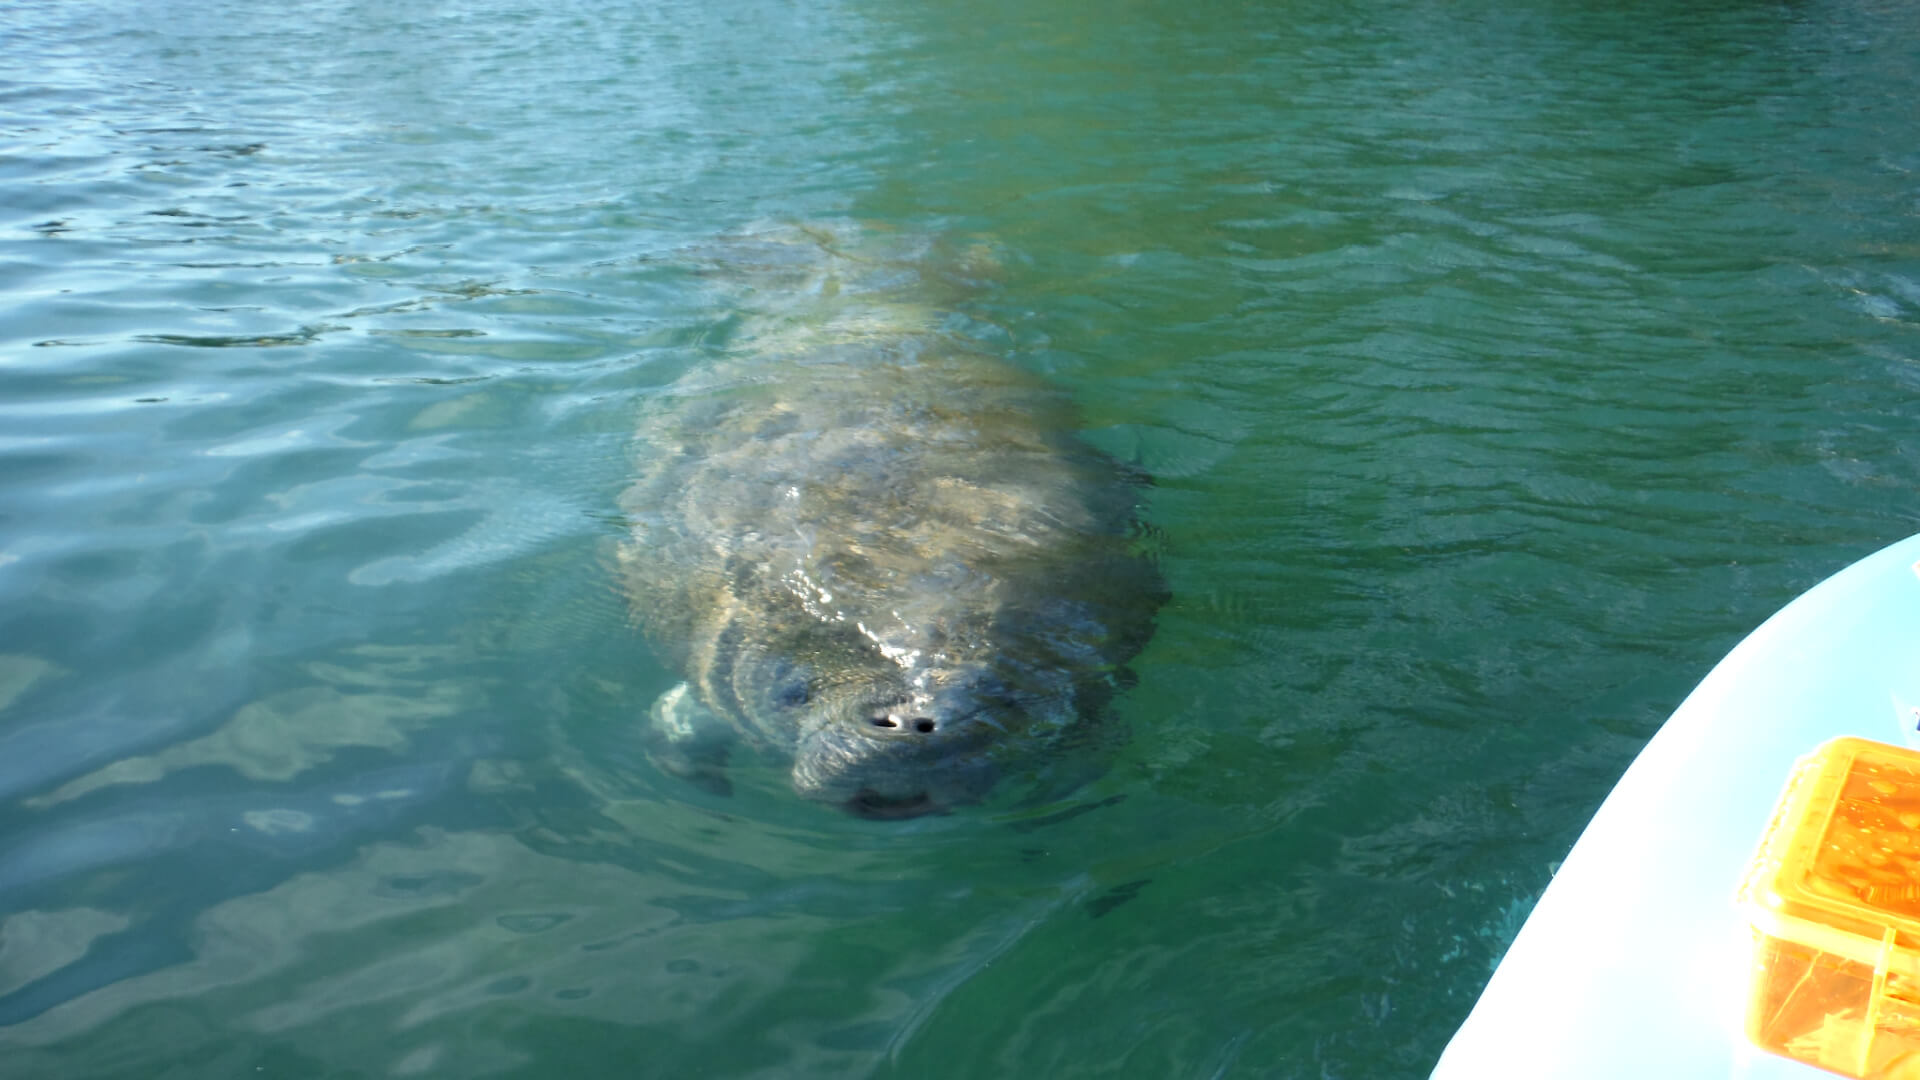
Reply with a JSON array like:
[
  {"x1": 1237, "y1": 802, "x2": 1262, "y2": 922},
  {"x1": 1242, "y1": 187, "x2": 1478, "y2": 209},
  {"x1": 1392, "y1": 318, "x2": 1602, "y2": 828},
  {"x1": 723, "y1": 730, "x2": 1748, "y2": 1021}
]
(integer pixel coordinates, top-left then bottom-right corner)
[{"x1": 865, "y1": 714, "x2": 936, "y2": 733}]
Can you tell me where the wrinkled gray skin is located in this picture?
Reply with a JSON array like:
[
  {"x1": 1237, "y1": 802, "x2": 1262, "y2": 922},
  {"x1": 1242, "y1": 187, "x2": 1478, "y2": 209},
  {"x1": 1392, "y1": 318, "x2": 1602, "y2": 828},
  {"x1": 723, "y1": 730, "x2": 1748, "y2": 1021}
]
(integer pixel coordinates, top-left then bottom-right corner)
[{"x1": 618, "y1": 227, "x2": 1165, "y2": 818}]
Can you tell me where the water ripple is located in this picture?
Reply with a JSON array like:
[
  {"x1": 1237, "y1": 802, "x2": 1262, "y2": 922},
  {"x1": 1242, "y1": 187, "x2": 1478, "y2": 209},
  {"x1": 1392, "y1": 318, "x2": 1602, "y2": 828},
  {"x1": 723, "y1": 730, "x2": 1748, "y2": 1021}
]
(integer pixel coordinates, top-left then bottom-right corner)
[{"x1": 3, "y1": 0, "x2": 1919, "y2": 1076}]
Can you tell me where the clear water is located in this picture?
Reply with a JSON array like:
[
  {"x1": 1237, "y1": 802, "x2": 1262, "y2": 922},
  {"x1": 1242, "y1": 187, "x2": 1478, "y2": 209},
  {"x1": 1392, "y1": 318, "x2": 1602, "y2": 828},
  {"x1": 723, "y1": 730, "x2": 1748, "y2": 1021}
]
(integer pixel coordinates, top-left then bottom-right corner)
[{"x1": 4, "y1": 0, "x2": 1919, "y2": 1075}]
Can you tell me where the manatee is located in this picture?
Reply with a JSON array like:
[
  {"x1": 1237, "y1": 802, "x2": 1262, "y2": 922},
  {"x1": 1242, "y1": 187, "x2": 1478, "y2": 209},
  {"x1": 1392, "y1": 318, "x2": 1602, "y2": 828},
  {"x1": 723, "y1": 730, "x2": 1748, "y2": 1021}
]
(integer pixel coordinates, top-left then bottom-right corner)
[{"x1": 617, "y1": 225, "x2": 1166, "y2": 817}]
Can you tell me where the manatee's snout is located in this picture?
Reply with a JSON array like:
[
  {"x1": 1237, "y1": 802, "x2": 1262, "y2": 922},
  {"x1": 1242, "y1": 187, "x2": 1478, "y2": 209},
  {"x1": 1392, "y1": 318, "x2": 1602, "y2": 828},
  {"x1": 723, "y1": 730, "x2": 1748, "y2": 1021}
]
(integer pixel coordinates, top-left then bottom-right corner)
[
  {"x1": 861, "y1": 674, "x2": 1005, "y2": 738},
  {"x1": 792, "y1": 668, "x2": 1010, "y2": 817}
]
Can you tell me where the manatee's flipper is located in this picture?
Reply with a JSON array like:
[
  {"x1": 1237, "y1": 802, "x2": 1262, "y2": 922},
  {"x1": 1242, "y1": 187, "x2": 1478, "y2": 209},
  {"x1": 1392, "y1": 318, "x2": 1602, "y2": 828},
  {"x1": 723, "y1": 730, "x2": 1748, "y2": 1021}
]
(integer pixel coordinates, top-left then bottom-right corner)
[{"x1": 646, "y1": 683, "x2": 734, "y2": 797}]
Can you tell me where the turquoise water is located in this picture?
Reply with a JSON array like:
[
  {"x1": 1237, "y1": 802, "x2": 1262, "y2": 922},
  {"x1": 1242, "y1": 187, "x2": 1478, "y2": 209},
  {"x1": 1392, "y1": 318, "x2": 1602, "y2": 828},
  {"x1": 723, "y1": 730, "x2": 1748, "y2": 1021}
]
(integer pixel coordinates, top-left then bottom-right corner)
[{"x1": 4, "y1": 0, "x2": 1919, "y2": 1075}]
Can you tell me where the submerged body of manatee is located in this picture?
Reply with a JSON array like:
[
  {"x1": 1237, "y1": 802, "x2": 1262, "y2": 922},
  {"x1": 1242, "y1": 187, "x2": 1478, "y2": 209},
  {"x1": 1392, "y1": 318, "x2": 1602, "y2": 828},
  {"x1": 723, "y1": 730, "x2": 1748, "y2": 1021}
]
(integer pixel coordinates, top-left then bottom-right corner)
[
  {"x1": 8, "y1": 0, "x2": 1920, "y2": 1072},
  {"x1": 619, "y1": 226, "x2": 1167, "y2": 817}
]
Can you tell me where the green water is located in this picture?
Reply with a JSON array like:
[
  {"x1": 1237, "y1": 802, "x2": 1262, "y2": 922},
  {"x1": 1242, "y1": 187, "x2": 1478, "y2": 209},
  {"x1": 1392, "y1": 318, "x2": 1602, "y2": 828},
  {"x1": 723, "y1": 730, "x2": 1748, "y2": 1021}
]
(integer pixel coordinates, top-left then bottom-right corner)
[{"x1": 4, "y1": 0, "x2": 1919, "y2": 1075}]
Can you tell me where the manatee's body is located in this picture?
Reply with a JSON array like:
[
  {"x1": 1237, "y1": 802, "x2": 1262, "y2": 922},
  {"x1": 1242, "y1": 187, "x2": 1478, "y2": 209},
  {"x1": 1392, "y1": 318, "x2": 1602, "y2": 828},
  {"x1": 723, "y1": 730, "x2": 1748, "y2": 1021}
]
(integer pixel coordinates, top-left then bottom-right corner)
[{"x1": 617, "y1": 227, "x2": 1164, "y2": 817}]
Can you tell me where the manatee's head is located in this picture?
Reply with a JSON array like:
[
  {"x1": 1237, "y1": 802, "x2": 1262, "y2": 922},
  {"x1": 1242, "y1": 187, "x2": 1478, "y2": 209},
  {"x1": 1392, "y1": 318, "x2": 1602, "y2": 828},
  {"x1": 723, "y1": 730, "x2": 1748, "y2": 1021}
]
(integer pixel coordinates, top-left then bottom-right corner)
[
  {"x1": 797, "y1": 664, "x2": 1012, "y2": 817},
  {"x1": 732, "y1": 612, "x2": 1085, "y2": 818}
]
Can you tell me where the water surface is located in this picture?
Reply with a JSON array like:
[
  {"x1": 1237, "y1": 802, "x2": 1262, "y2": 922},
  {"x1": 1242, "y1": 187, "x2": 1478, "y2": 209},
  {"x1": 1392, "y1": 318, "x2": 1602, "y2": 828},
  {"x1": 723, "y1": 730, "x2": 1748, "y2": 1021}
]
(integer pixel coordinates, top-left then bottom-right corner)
[{"x1": 4, "y1": 0, "x2": 1920, "y2": 1076}]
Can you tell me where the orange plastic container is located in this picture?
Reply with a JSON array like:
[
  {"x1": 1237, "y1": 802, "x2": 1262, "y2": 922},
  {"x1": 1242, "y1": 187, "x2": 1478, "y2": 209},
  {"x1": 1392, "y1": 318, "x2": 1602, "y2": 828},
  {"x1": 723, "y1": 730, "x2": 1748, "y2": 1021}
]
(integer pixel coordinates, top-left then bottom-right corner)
[{"x1": 1740, "y1": 736, "x2": 1920, "y2": 1079}]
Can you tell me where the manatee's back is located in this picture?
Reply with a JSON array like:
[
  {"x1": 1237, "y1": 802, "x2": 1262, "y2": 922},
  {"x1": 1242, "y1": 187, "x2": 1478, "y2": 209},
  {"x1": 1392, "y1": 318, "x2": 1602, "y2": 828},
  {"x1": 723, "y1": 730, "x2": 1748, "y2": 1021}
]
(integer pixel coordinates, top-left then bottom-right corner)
[
  {"x1": 627, "y1": 348, "x2": 1151, "y2": 636},
  {"x1": 617, "y1": 225, "x2": 1163, "y2": 726}
]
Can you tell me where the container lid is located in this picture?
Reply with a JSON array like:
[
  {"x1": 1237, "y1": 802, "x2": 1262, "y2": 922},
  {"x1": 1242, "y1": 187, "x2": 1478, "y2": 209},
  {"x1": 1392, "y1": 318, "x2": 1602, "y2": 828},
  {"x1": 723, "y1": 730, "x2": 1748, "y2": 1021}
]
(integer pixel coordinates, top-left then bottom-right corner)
[{"x1": 1746, "y1": 736, "x2": 1920, "y2": 952}]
